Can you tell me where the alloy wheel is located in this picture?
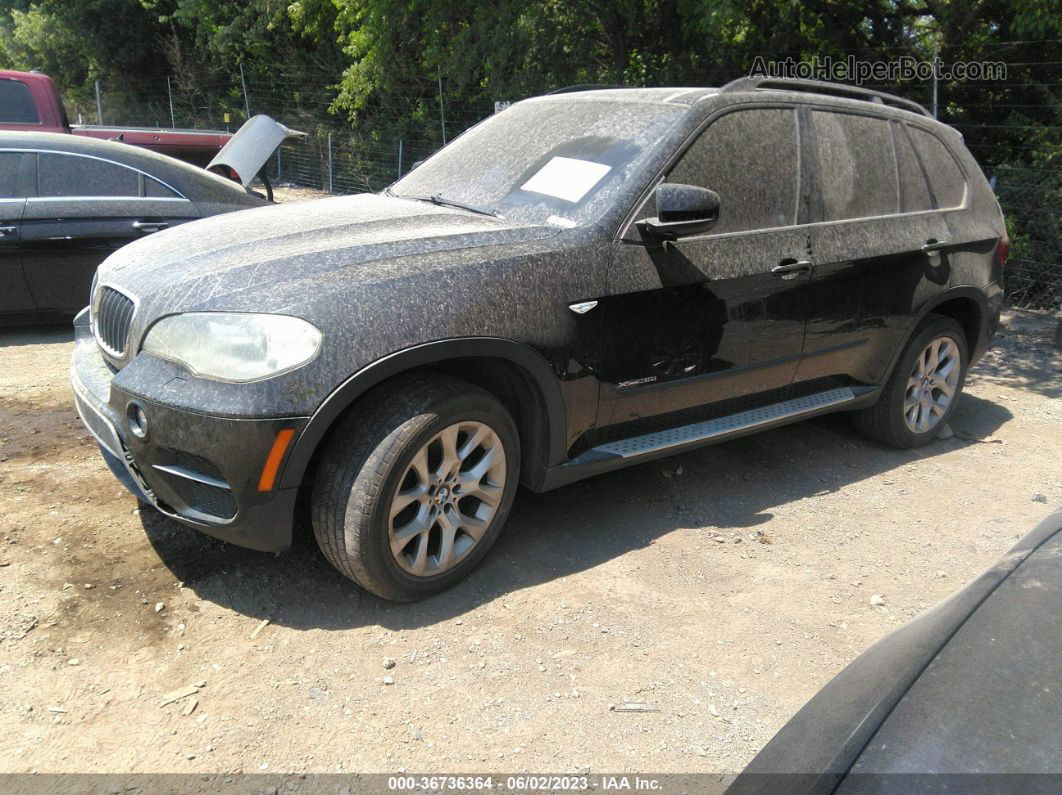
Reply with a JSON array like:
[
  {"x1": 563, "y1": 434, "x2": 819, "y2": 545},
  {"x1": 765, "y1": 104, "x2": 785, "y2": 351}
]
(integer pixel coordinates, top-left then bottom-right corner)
[
  {"x1": 903, "y1": 335, "x2": 961, "y2": 433},
  {"x1": 388, "y1": 421, "x2": 506, "y2": 577}
]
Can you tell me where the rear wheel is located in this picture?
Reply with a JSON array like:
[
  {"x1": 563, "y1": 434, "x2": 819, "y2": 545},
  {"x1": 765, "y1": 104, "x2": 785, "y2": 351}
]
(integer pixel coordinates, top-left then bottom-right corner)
[
  {"x1": 311, "y1": 373, "x2": 520, "y2": 601},
  {"x1": 853, "y1": 315, "x2": 968, "y2": 448}
]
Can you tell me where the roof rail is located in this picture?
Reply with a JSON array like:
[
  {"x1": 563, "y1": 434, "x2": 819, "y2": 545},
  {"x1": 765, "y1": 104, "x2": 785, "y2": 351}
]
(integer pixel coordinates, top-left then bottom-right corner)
[
  {"x1": 547, "y1": 84, "x2": 627, "y2": 95},
  {"x1": 720, "y1": 76, "x2": 930, "y2": 117}
]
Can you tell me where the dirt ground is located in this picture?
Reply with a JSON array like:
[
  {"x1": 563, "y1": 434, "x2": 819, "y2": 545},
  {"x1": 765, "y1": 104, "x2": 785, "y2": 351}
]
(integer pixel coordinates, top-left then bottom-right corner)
[
  {"x1": 272, "y1": 184, "x2": 333, "y2": 204},
  {"x1": 0, "y1": 302, "x2": 1059, "y2": 775}
]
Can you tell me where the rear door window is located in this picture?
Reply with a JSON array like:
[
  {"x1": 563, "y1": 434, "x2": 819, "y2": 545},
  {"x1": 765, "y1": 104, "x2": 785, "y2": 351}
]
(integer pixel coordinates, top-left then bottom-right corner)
[
  {"x1": 38, "y1": 153, "x2": 140, "y2": 198},
  {"x1": 667, "y1": 107, "x2": 800, "y2": 234},
  {"x1": 909, "y1": 127, "x2": 967, "y2": 208},
  {"x1": 809, "y1": 110, "x2": 898, "y2": 221},
  {"x1": 0, "y1": 152, "x2": 25, "y2": 197},
  {"x1": 0, "y1": 151, "x2": 34, "y2": 198},
  {"x1": 0, "y1": 79, "x2": 40, "y2": 124},
  {"x1": 892, "y1": 124, "x2": 932, "y2": 212}
]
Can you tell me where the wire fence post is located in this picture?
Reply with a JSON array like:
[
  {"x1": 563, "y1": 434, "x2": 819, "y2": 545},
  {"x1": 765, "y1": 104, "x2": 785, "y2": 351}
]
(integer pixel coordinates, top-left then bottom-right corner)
[
  {"x1": 327, "y1": 132, "x2": 334, "y2": 193},
  {"x1": 239, "y1": 62, "x2": 252, "y2": 120},
  {"x1": 397, "y1": 137, "x2": 403, "y2": 180},
  {"x1": 166, "y1": 76, "x2": 176, "y2": 128},
  {"x1": 931, "y1": 49, "x2": 939, "y2": 119},
  {"x1": 438, "y1": 66, "x2": 447, "y2": 145},
  {"x1": 94, "y1": 80, "x2": 104, "y2": 125}
]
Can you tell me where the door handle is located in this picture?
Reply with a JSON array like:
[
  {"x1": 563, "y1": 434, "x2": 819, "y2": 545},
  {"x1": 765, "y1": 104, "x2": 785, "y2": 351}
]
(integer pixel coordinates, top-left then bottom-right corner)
[
  {"x1": 132, "y1": 220, "x2": 168, "y2": 233},
  {"x1": 771, "y1": 259, "x2": 812, "y2": 276},
  {"x1": 921, "y1": 239, "x2": 950, "y2": 253},
  {"x1": 0, "y1": 226, "x2": 16, "y2": 237}
]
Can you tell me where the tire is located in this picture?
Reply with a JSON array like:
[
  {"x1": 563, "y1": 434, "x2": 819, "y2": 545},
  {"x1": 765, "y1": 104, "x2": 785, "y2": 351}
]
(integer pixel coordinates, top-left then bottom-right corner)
[
  {"x1": 853, "y1": 314, "x2": 969, "y2": 449},
  {"x1": 311, "y1": 372, "x2": 520, "y2": 601}
]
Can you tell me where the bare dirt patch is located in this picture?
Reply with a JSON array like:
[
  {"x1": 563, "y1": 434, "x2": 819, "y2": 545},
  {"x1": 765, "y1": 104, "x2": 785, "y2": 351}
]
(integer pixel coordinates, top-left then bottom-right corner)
[
  {"x1": 271, "y1": 184, "x2": 332, "y2": 204},
  {"x1": 0, "y1": 311, "x2": 1059, "y2": 773}
]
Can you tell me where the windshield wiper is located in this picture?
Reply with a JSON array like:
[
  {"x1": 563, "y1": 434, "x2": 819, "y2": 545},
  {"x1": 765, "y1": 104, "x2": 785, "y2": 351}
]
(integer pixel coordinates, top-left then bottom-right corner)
[{"x1": 395, "y1": 191, "x2": 504, "y2": 219}]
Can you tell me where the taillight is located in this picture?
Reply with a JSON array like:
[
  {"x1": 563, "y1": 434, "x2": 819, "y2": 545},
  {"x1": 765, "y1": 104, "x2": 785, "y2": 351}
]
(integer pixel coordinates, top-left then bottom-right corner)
[{"x1": 996, "y1": 231, "x2": 1010, "y2": 267}]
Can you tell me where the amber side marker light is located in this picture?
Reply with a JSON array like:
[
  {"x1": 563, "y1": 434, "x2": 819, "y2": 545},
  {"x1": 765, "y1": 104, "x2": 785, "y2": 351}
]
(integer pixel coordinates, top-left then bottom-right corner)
[{"x1": 258, "y1": 429, "x2": 296, "y2": 492}]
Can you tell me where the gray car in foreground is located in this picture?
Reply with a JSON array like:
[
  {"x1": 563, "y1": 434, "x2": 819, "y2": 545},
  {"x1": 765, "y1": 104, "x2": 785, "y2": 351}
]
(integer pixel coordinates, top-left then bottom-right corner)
[
  {"x1": 729, "y1": 508, "x2": 1062, "y2": 794},
  {"x1": 1, "y1": 116, "x2": 300, "y2": 322}
]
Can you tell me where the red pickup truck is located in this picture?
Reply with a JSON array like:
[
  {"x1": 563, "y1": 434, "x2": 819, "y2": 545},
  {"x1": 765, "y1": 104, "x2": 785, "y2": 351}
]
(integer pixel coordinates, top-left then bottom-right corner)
[{"x1": 1, "y1": 70, "x2": 231, "y2": 167}]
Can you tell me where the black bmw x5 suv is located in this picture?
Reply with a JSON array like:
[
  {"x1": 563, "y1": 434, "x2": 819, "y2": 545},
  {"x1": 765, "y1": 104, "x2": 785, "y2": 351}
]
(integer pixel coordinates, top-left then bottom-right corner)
[{"x1": 72, "y1": 77, "x2": 1006, "y2": 600}]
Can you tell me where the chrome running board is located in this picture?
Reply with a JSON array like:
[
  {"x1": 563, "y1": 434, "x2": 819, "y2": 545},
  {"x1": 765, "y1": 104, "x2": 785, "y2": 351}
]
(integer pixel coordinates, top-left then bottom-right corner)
[{"x1": 591, "y1": 387, "x2": 857, "y2": 460}]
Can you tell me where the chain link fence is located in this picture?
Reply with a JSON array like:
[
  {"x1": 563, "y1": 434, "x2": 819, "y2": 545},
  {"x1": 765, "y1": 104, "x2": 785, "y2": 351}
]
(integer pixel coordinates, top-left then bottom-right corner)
[
  {"x1": 86, "y1": 43, "x2": 1060, "y2": 311},
  {"x1": 993, "y1": 167, "x2": 1060, "y2": 309}
]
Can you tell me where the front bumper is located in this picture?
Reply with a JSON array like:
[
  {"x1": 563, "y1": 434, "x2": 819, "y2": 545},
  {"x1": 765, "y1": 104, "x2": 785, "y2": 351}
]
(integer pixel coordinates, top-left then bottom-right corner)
[{"x1": 70, "y1": 309, "x2": 309, "y2": 551}]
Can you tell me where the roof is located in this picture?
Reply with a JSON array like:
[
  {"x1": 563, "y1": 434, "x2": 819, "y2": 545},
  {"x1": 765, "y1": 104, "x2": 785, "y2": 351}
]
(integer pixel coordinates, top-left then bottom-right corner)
[
  {"x1": 2, "y1": 128, "x2": 176, "y2": 161},
  {"x1": 0, "y1": 129, "x2": 252, "y2": 199},
  {"x1": 0, "y1": 69, "x2": 55, "y2": 85},
  {"x1": 527, "y1": 87, "x2": 721, "y2": 107},
  {"x1": 528, "y1": 78, "x2": 931, "y2": 120}
]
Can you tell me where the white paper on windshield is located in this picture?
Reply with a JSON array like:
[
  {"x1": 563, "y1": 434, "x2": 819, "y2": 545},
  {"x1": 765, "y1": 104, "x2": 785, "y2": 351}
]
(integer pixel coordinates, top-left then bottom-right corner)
[{"x1": 520, "y1": 157, "x2": 611, "y2": 203}]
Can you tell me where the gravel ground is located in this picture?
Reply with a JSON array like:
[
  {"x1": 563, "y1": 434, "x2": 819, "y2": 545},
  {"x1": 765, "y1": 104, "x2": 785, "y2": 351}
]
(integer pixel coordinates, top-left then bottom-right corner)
[
  {"x1": 271, "y1": 184, "x2": 333, "y2": 204},
  {"x1": 0, "y1": 295, "x2": 1059, "y2": 774}
]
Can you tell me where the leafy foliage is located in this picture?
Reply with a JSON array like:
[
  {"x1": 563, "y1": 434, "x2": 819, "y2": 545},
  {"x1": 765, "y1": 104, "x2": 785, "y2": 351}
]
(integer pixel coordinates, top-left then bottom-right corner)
[{"x1": 0, "y1": 0, "x2": 1059, "y2": 305}]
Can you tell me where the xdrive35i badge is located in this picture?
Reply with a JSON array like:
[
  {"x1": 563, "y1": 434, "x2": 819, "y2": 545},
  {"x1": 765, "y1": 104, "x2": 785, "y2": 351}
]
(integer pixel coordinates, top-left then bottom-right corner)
[{"x1": 618, "y1": 376, "x2": 658, "y2": 388}]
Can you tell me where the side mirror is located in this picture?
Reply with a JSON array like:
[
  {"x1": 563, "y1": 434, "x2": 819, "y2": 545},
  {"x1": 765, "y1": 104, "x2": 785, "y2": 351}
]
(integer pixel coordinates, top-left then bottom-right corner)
[{"x1": 637, "y1": 183, "x2": 720, "y2": 241}]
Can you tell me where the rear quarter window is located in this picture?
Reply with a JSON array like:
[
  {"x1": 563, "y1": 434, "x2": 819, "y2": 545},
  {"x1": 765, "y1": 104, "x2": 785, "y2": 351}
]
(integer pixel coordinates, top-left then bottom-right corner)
[
  {"x1": 38, "y1": 152, "x2": 140, "y2": 198},
  {"x1": 145, "y1": 177, "x2": 180, "y2": 198},
  {"x1": 0, "y1": 79, "x2": 40, "y2": 124},
  {"x1": 909, "y1": 126, "x2": 967, "y2": 208},
  {"x1": 809, "y1": 111, "x2": 898, "y2": 221}
]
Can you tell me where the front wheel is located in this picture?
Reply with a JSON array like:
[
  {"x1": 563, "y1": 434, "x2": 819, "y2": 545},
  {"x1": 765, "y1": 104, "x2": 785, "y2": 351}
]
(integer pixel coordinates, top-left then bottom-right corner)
[
  {"x1": 853, "y1": 315, "x2": 969, "y2": 449},
  {"x1": 311, "y1": 373, "x2": 520, "y2": 601}
]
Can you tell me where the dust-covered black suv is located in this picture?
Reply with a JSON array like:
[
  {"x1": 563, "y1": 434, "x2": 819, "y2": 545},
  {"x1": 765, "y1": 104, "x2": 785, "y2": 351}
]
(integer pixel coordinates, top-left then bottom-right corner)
[{"x1": 72, "y1": 78, "x2": 1007, "y2": 600}]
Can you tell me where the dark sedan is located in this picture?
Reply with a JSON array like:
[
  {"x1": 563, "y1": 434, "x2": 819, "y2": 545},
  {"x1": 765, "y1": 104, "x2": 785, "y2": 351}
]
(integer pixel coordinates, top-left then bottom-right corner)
[
  {"x1": 0, "y1": 131, "x2": 266, "y2": 322},
  {"x1": 730, "y1": 507, "x2": 1062, "y2": 793}
]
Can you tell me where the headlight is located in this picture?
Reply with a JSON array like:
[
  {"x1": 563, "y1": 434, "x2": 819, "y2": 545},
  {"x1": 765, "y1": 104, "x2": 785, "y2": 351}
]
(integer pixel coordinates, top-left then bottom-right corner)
[{"x1": 141, "y1": 313, "x2": 322, "y2": 383}]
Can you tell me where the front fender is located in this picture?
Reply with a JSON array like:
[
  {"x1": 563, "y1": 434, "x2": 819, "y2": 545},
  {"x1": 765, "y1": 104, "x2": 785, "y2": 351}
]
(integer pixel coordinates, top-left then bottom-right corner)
[{"x1": 277, "y1": 337, "x2": 569, "y2": 491}]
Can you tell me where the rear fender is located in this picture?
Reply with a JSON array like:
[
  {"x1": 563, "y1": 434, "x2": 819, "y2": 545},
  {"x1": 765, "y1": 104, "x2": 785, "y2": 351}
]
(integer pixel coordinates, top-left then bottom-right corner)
[{"x1": 883, "y1": 285, "x2": 995, "y2": 379}]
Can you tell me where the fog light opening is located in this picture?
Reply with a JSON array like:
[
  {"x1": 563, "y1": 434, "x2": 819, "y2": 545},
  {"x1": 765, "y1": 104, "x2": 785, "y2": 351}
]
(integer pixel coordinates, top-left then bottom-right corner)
[{"x1": 127, "y1": 402, "x2": 149, "y2": 439}]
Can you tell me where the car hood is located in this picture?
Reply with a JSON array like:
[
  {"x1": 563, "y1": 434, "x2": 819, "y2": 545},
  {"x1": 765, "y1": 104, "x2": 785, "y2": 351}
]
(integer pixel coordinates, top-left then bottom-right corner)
[
  {"x1": 205, "y1": 114, "x2": 306, "y2": 186},
  {"x1": 98, "y1": 192, "x2": 556, "y2": 314}
]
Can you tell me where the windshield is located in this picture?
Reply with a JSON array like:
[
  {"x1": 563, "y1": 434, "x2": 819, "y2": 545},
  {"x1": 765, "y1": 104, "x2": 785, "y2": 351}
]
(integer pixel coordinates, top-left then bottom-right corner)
[{"x1": 389, "y1": 98, "x2": 685, "y2": 228}]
